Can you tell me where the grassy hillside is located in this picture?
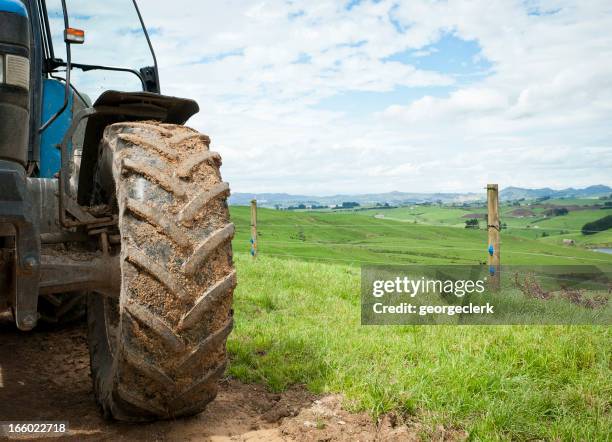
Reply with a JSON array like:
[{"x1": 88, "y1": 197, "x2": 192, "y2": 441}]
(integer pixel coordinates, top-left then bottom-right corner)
[
  {"x1": 228, "y1": 253, "x2": 611, "y2": 440},
  {"x1": 356, "y1": 205, "x2": 482, "y2": 227},
  {"x1": 504, "y1": 208, "x2": 610, "y2": 231},
  {"x1": 542, "y1": 229, "x2": 612, "y2": 248},
  {"x1": 485, "y1": 209, "x2": 611, "y2": 242},
  {"x1": 350, "y1": 203, "x2": 612, "y2": 243},
  {"x1": 230, "y1": 206, "x2": 612, "y2": 266},
  {"x1": 545, "y1": 197, "x2": 608, "y2": 206}
]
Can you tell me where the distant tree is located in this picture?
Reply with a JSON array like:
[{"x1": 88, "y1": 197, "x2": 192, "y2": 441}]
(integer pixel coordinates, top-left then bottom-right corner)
[
  {"x1": 541, "y1": 231, "x2": 549, "y2": 237},
  {"x1": 287, "y1": 204, "x2": 306, "y2": 210},
  {"x1": 604, "y1": 201, "x2": 612, "y2": 208},
  {"x1": 544, "y1": 207, "x2": 569, "y2": 217},
  {"x1": 341, "y1": 201, "x2": 360, "y2": 209},
  {"x1": 582, "y1": 215, "x2": 612, "y2": 235},
  {"x1": 465, "y1": 219, "x2": 480, "y2": 229}
]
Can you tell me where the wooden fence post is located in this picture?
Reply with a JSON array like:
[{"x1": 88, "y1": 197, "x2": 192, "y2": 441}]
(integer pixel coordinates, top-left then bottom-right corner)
[
  {"x1": 487, "y1": 184, "x2": 500, "y2": 291},
  {"x1": 250, "y1": 199, "x2": 257, "y2": 258}
]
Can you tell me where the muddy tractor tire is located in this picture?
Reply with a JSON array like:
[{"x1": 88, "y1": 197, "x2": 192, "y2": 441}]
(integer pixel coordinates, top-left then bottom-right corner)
[{"x1": 87, "y1": 121, "x2": 235, "y2": 421}]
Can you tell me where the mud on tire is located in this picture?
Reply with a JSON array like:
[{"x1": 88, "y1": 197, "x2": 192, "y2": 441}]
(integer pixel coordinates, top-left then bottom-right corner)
[{"x1": 87, "y1": 121, "x2": 235, "y2": 421}]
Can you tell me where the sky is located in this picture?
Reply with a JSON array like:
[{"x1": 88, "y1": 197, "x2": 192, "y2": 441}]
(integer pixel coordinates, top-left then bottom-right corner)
[{"x1": 53, "y1": 0, "x2": 612, "y2": 195}]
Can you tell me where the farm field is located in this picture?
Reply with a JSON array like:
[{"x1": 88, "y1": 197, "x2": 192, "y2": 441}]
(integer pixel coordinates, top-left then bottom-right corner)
[
  {"x1": 226, "y1": 206, "x2": 612, "y2": 440},
  {"x1": 502, "y1": 208, "x2": 611, "y2": 238},
  {"x1": 229, "y1": 206, "x2": 612, "y2": 266},
  {"x1": 356, "y1": 205, "x2": 482, "y2": 227},
  {"x1": 544, "y1": 197, "x2": 606, "y2": 206},
  {"x1": 542, "y1": 229, "x2": 612, "y2": 248},
  {"x1": 355, "y1": 203, "x2": 612, "y2": 243}
]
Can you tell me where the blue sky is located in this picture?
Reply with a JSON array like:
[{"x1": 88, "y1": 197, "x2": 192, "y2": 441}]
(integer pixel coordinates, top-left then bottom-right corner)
[
  {"x1": 317, "y1": 34, "x2": 491, "y2": 116},
  {"x1": 46, "y1": 0, "x2": 612, "y2": 195},
  {"x1": 384, "y1": 34, "x2": 492, "y2": 76}
]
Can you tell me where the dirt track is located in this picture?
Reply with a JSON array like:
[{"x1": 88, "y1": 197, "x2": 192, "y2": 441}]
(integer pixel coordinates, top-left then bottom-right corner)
[{"x1": 0, "y1": 312, "x2": 449, "y2": 441}]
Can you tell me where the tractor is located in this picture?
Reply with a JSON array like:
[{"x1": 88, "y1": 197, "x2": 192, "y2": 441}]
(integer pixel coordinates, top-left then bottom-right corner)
[{"x1": 0, "y1": 0, "x2": 235, "y2": 421}]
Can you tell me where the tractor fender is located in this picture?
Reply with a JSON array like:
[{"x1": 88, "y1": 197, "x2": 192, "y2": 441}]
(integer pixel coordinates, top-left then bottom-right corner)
[{"x1": 76, "y1": 91, "x2": 199, "y2": 205}]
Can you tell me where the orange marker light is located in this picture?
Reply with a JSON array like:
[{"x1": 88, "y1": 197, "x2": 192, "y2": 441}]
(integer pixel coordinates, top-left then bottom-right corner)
[{"x1": 64, "y1": 28, "x2": 85, "y2": 44}]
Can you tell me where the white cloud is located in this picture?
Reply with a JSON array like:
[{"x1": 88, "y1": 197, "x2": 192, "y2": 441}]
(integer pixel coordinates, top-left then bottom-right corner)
[{"x1": 59, "y1": 0, "x2": 612, "y2": 194}]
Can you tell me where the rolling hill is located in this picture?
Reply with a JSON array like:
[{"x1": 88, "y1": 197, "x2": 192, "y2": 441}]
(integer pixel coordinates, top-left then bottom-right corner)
[{"x1": 229, "y1": 185, "x2": 612, "y2": 208}]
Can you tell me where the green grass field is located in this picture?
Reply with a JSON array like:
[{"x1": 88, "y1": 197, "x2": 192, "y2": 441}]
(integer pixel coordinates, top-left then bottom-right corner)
[
  {"x1": 354, "y1": 203, "x2": 612, "y2": 243},
  {"x1": 357, "y1": 205, "x2": 482, "y2": 227},
  {"x1": 230, "y1": 206, "x2": 612, "y2": 266},
  {"x1": 228, "y1": 254, "x2": 610, "y2": 440},
  {"x1": 542, "y1": 229, "x2": 612, "y2": 248},
  {"x1": 227, "y1": 205, "x2": 611, "y2": 440}
]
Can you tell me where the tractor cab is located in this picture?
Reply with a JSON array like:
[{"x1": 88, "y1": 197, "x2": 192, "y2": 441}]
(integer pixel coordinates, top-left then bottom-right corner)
[{"x1": 3, "y1": 0, "x2": 160, "y2": 179}]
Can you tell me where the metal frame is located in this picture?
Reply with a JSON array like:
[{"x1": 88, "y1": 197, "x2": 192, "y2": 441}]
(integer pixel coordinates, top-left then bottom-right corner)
[
  {"x1": 39, "y1": 253, "x2": 119, "y2": 298},
  {"x1": 25, "y1": 0, "x2": 44, "y2": 170},
  {"x1": 38, "y1": 0, "x2": 71, "y2": 132},
  {"x1": 0, "y1": 161, "x2": 40, "y2": 330},
  {"x1": 38, "y1": 0, "x2": 162, "y2": 133}
]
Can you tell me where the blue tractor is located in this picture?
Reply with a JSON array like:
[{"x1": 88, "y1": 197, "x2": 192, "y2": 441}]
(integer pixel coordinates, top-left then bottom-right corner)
[{"x1": 0, "y1": 0, "x2": 236, "y2": 421}]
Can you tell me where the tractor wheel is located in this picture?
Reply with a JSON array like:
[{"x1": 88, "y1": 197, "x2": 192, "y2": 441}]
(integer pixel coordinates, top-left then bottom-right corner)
[{"x1": 87, "y1": 121, "x2": 235, "y2": 421}]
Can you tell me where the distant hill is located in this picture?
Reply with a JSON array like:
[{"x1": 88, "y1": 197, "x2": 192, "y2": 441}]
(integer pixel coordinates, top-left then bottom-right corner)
[
  {"x1": 229, "y1": 191, "x2": 483, "y2": 207},
  {"x1": 229, "y1": 185, "x2": 612, "y2": 208},
  {"x1": 499, "y1": 185, "x2": 612, "y2": 201}
]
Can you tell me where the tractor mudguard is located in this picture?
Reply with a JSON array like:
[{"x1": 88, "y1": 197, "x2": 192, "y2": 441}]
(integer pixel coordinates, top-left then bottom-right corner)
[{"x1": 76, "y1": 91, "x2": 199, "y2": 205}]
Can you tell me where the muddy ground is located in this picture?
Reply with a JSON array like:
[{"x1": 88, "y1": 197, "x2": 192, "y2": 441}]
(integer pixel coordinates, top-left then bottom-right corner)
[{"x1": 0, "y1": 312, "x2": 464, "y2": 441}]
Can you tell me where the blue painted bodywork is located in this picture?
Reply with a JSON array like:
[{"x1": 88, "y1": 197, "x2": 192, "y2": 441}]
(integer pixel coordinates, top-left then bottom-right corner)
[
  {"x1": 0, "y1": 0, "x2": 27, "y2": 17},
  {"x1": 39, "y1": 79, "x2": 73, "y2": 178},
  {"x1": 0, "y1": 1, "x2": 72, "y2": 178}
]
